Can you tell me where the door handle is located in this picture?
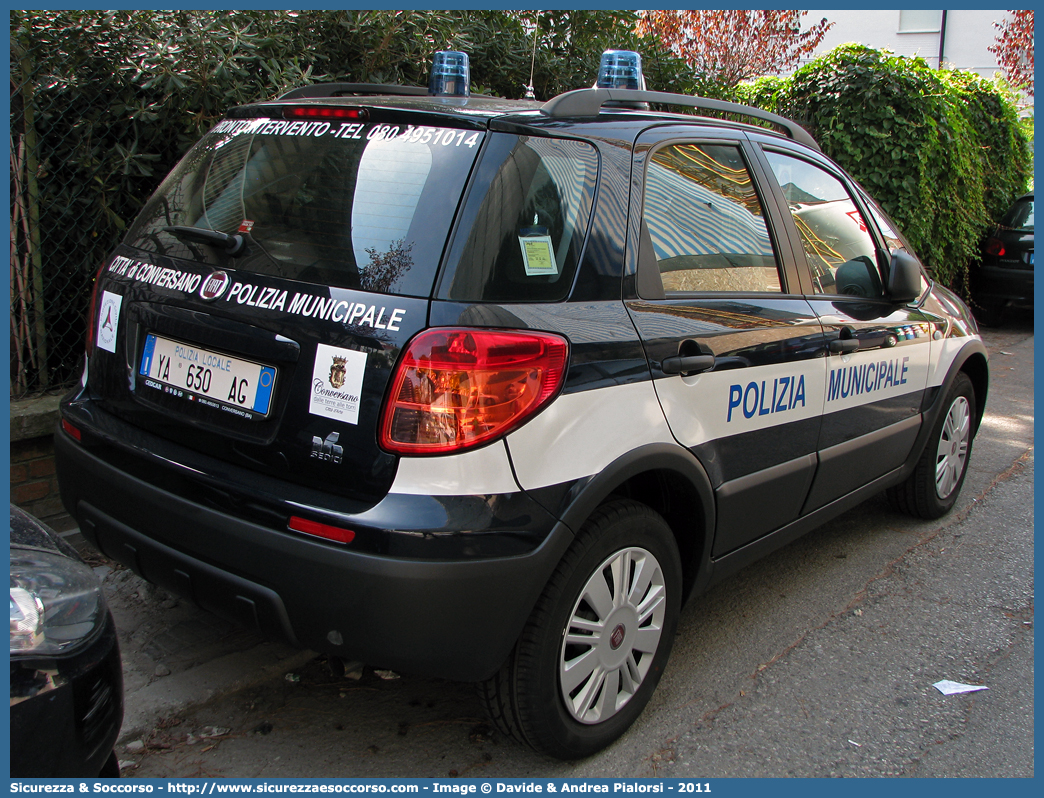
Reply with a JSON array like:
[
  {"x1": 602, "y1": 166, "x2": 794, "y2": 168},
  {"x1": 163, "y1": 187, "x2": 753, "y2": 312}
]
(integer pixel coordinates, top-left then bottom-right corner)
[
  {"x1": 829, "y1": 326, "x2": 859, "y2": 354},
  {"x1": 661, "y1": 354, "x2": 716, "y2": 375}
]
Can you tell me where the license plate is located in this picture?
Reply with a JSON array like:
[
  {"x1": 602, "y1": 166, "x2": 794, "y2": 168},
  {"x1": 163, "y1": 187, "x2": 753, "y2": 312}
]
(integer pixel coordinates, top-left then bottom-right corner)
[{"x1": 139, "y1": 334, "x2": 276, "y2": 416}]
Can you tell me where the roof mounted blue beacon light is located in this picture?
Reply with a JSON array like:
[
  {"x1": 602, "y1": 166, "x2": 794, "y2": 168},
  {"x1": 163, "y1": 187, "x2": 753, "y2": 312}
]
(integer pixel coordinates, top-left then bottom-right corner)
[
  {"x1": 429, "y1": 50, "x2": 470, "y2": 97},
  {"x1": 595, "y1": 50, "x2": 646, "y2": 91}
]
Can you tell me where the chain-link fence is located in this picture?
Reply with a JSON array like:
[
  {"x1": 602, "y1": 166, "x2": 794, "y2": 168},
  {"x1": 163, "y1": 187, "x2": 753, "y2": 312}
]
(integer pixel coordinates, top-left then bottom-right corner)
[{"x1": 11, "y1": 36, "x2": 123, "y2": 398}]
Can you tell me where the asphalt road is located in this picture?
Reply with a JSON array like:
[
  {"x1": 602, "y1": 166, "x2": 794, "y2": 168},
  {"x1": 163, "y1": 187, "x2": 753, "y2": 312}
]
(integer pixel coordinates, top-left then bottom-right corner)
[{"x1": 121, "y1": 317, "x2": 1034, "y2": 779}]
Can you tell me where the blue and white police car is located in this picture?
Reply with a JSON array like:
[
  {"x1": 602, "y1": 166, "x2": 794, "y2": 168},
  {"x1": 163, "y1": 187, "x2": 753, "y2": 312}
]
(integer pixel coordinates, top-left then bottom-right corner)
[{"x1": 57, "y1": 51, "x2": 988, "y2": 758}]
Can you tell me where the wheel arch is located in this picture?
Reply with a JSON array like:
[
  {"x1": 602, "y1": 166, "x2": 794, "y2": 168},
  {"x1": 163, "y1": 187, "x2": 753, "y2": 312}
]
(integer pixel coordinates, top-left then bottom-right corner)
[
  {"x1": 898, "y1": 338, "x2": 989, "y2": 486},
  {"x1": 555, "y1": 443, "x2": 716, "y2": 602},
  {"x1": 958, "y1": 349, "x2": 989, "y2": 434},
  {"x1": 928, "y1": 338, "x2": 989, "y2": 435}
]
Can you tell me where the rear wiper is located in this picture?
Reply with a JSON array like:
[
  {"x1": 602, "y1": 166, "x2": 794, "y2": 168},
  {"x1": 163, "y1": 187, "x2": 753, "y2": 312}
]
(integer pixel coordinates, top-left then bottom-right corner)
[{"x1": 162, "y1": 226, "x2": 246, "y2": 257}]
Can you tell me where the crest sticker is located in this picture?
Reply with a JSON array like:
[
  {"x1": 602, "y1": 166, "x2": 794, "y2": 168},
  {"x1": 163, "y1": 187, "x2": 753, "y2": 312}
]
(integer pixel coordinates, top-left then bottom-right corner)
[
  {"x1": 96, "y1": 291, "x2": 123, "y2": 353},
  {"x1": 309, "y1": 344, "x2": 367, "y2": 424},
  {"x1": 329, "y1": 356, "x2": 347, "y2": 389}
]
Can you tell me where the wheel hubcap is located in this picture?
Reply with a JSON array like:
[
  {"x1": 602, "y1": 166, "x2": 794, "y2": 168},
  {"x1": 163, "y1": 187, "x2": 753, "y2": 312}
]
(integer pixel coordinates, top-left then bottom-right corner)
[
  {"x1": 935, "y1": 395, "x2": 971, "y2": 499},
  {"x1": 559, "y1": 547, "x2": 667, "y2": 724}
]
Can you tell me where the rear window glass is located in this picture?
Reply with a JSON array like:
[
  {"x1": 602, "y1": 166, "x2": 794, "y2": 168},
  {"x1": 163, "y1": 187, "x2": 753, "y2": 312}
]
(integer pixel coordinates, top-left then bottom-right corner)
[
  {"x1": 1000, "y1": 197, "x2": 1034, "y2": 230},
  {"x1": 124, "y1": 115, "x2": 484, "y2": 297},
  {"x1": 437, "y1": 134, "x2": 598, "y2": 302}
]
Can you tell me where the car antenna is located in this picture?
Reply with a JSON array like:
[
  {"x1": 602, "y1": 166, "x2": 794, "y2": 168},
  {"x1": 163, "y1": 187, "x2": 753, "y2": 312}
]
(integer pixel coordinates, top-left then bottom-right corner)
[{"x1": 524, "y1": 11, "x2": 540, "y2": 100}]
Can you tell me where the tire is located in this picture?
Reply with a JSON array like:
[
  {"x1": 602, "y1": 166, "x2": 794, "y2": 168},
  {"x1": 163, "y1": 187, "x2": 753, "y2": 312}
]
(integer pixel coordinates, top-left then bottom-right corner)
[
  {"x1": 887, "y1": 372, "x2": 976, "y2": 519},
  {"x1": 479, "y1": 499, "x2": 682, "y2": 759}
]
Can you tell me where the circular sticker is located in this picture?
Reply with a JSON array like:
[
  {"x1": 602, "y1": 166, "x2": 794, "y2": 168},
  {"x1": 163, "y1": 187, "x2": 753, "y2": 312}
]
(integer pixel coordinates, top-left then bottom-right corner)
[{"x1": 199, "y1": 271, "x2": 230, "y2": 301}]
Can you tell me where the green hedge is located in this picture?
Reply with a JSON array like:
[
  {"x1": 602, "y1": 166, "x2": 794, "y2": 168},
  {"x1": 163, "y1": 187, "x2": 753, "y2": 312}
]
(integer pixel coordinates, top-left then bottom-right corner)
[{"x1": 738, "y1": 44, "x2": 1031, "y2": 287}]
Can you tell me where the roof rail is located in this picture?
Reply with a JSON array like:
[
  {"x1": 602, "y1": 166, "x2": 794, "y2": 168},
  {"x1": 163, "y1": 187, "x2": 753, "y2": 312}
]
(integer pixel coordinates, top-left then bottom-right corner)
[
  {"x1": 277, "y1": 83, "x2": 429, "y2": 101},
  {"x1": 541, "y1": 88, "x2": 820, "y2": 152}
]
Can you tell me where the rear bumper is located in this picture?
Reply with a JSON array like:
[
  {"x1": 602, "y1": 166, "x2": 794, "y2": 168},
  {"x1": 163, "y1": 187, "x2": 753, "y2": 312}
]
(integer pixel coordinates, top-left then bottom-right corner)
[
  {"x1": 55, "y1": 417, "x2": 572, "y2": 682},
  {"x1": 971, "y1": 263, "x2": 1034, "y2": 306}
]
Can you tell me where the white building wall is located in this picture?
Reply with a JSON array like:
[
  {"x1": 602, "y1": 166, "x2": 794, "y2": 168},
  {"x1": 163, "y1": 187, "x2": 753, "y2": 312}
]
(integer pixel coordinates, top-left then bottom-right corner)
[
  {"x1": 943, "y1": 9, "x2": 1013, "y2": 76},
  {"x1": 800, "y1": 9, "x2": 1014, "y2": 77}
]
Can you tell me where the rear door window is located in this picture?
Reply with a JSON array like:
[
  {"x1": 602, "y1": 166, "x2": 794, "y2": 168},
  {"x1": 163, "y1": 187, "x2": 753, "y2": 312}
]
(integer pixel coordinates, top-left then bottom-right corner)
[
  {"x1": 124, "y1": 115, "x2": 484, "y2": 298},
  {"x1": 437, "y1": 134, "x2": 598, "y2": 302}
]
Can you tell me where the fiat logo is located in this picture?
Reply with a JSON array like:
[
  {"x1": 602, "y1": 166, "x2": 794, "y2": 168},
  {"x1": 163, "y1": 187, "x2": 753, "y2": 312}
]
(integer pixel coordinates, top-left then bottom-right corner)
[
  {"x1": 199, "y1": 271, "x2": 230, "y2": 301},
  {"x1": 609, "y1": 624, "x2": 626, "y2": 650}
]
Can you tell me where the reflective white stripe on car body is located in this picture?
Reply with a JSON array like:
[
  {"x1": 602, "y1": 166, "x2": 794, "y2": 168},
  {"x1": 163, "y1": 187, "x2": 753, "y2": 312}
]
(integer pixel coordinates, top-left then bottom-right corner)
[
  {"x1": 928, "y1": 334, "x2": 984, "y2": 388},
  {"x1": 389, "y1": 439, "x2": 519, "y2": 496},
  {"x1": 652, "y1": 359, "x2": 825, "y2": 448},
  {"x1": 387, "y1": 332, "x2": 955, "y2": 498},
  {"x1": 822, "y1": 339, "x2": 931, "y2": 413},
  {"x1": 506, "y1": 381, "x2": 676, "y2": 491},
  {"x1": 648, "y1": 338, "x2": 932, "y2": 447}
]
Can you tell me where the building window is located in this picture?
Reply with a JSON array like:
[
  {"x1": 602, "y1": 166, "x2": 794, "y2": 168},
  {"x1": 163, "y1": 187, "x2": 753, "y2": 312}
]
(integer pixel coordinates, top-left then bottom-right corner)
[{"x1": 898, "y1": 10, "x2": 943, "y2": 33}]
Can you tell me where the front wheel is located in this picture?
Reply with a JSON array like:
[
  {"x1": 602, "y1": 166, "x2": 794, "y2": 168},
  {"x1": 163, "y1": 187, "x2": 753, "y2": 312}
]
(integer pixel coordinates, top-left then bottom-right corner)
[
  {"x1": 887, "y1": 372, "x2": 976, "y2": 519},
  {"x1": 479, "y1": 499, "x2": 682, "y2": 759}
]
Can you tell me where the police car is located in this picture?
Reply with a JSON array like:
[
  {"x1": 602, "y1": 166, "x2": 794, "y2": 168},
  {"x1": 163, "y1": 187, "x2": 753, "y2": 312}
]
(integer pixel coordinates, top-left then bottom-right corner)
[{"x1": 56, "y1": 50, "x2": 988, "y2": 759}]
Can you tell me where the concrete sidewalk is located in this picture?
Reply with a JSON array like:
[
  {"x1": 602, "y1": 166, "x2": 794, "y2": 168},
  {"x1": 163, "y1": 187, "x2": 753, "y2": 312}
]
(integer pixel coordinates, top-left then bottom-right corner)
[{"x1": 71, "y1": 546, "x2": 317, "y2": 745}]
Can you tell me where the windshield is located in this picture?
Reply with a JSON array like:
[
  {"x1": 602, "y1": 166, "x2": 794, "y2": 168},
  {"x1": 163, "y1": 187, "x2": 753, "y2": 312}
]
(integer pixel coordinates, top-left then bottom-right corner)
[{"x1": 125, "y1": 115, "x2": 484, "y2": 297}]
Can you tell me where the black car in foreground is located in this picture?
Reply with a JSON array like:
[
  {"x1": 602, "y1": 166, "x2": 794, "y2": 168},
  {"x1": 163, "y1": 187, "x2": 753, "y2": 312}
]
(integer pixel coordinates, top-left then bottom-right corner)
[
  {"x1": 56, "y1": 50, "x2": 988, "y2": 758},
  {"x1": 970, "y1": 193, "x2": 1034, "y2": 325},
  {"x1": 10, "y1": 505, "x2": 123, "y2": 777}
]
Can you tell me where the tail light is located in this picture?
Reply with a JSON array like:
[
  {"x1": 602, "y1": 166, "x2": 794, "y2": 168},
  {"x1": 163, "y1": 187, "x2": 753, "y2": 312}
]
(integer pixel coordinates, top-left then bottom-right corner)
[
  {"x1": 984, "y1": 237, "x2": 1006, "y2": 257},
  {"x1": 84, "y1": 263, "x2": 105, "y2": 353},
  {"x1": 380, "y1": 328, "x2": 569, "y2": 456}
]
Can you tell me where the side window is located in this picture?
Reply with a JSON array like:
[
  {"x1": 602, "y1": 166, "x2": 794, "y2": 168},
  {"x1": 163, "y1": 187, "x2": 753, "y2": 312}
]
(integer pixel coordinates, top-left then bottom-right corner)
[
  {"x1": 439, "y1": 134, "x2": 598, "y2": 302},
  {"x1": 859, "y1": 187, "x2": 933, "y2": 295},
  {"x1": 643, "y1": 143, "x2": 781, "y2": 294},
  {"x1": 764, "y1": 151, "x2": 884, "y2": 298},
  {"x1": 859, "y1": 190, "x2": 907, "y2": 253}
]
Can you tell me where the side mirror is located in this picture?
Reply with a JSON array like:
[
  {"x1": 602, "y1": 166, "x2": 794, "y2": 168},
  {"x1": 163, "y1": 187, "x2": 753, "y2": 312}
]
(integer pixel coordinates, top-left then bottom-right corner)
[
  {"x1": 835, "y1": 256, "x2": 882, "y2": 298},
  {"x1": 887, "y1": 249, "x2": 923, "y2": 303}
]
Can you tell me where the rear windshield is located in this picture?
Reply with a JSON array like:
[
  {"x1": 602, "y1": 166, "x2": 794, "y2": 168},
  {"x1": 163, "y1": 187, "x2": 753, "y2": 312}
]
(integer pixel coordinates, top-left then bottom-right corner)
[
  {"x1": 124, "y1": 114, "x2": 484, "y2": 297},
  {"x1": 1000, "y1": 197, "x2": 1034, "y2": 231}
]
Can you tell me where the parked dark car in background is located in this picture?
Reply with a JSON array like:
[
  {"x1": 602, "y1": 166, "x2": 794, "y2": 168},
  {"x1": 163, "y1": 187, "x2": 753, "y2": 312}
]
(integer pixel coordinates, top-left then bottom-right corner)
[
  {"x1": 970, "y1": 193, "x2": 1034, "y2": 325},
  {"x1": 10, "y1": 505, "x2": 123, "y2": 777}
]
